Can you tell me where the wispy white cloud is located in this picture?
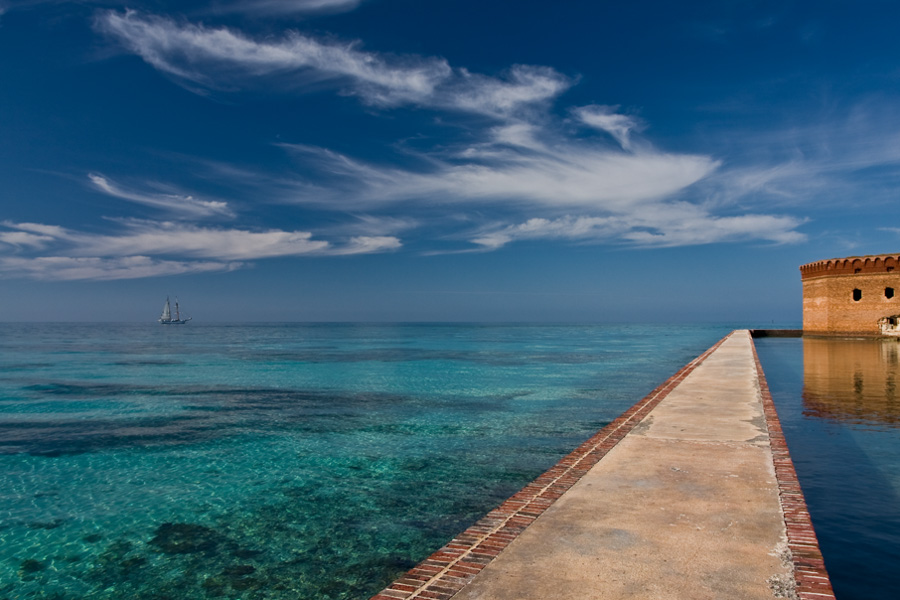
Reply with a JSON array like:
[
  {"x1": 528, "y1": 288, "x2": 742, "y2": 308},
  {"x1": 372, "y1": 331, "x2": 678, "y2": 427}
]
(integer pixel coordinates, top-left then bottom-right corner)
[
  {"x1": 574, "y1": 105, "x2": 643, "y2": 150},
  {"x1": 487, "y1": 123, "x2": 545, "y2": 150},
  {"x1": 66, "y1": 220, "x2": 330, "y2": 260},
  {"x1": 0, "y1": 220, "x2": 401, "y2": 280},
  {"x1": 692, "y1": 101, "x2": 900, "y2": 213},
  {"x1": 469, "y1": 208, "x2": 805, "y2": 251},
  {"x1": 276, "y1": 142, "x2": 719, "y2": 210},
  {"x1": 269, "y1": 140, "x2": 810, "y2": 250},
  {"x1": 0, "y1": 255, "x2": 240, "y2": 281},
  {"x1": 321, "y1": 214, "x2": 421, "y2": 238},
  {"x1": 330, "y1": 235, "x2": 402, "y2": 255},
  {"x1": 97, "y1": 10, "x2": 453, "y2": 107},
  {"x1": 88, "y1": 173, "x2": 235, "y2": 218},
  {"x1": 620, "y1": 212, "x2": 806, "y2": 247},
  {"x1": 210, "y1": 0, "x2": 363, "y2": 16},
  {"x1": 235, "y1": 114, "x2": 816, "y2": 251},
  {"x1": 0, "y1": 230, "x2": 56, "y2": 249},
  {"x1": 470, "y1": 216, "x2": 621, "y2": 250},
  {"x1": 75, "y1": 220, "x2": 398, "y2": 260},
  {"x1": 1, "y1": 220, "x2": 330, "y2": 260},
  {"x1": 91, "y1": 9, "x2": 811, "y2": 256},
  {"x1": 443, "y1": 65, "x2": 571, "y2": 118},
  {"x1": 95, "y1": 11, "x2": 570, "y2": 115},
  {"x1": 1, "y1": 222, "x2": 68, "y2": 239}
]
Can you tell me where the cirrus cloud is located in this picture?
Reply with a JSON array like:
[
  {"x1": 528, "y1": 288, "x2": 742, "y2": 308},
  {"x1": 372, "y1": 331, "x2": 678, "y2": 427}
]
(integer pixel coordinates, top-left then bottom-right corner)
[
  {"x1": 274, "y1": 141, "x2": 719, "y2": 210},
  {"x1": 573, "y1": 105, "x2": 644, "y2": 150},
  {"x1": 88, "y1": 173, "x2": 235, "y2": 218},
  {"x1": 209, "y1": 0, "x2": 364, "y2": 17},
  {"x1": 88, "y1": 8, "x2": 808, "y2": 260},
  {"x1": 96, "y1": 10, "x2": 454, "y2": 106},
  {"x1": 0, "y1": 255, "x2": 241, "y2": 281},
  {"x1": 0, "y1": 220, "x2": 401, "y2": 280},
  {"x1": 469, "y1": 211, "x2": 805, "y2": 251},
  {"x1": 95, "y1": 10, "x2": 570, "y2": 115}
]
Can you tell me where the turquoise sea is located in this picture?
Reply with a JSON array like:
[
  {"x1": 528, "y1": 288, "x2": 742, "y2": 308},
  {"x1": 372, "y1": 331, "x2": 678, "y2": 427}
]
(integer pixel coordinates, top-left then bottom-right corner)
[{"x1": 0, "y1": 322, "x2": 733, "y2": 600}]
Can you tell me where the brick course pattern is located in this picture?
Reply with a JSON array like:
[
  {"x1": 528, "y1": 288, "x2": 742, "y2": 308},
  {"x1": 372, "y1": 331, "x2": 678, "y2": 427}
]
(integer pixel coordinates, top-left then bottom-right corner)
[
  {"x1": 801, "y1": 253, "x2": 900, "y2": 335},
  {"x1": 370, "y1": 333, "x2": 836, "y2": 600},
  {"x1": 751, "y1": 339, "x2": 836, "y2": 600},
  {"x1": 370, "y1": 337, "x2": 728, "y2": 600}
]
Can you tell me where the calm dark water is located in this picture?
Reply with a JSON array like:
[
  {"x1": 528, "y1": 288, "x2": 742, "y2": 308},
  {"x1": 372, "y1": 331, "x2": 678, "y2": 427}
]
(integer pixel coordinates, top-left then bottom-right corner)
[
  {"x1": 755, "y1": 337, "x2": 900, "y2": 600},
  {"x1": 0, "y1": 322, "x2": 734, "y2": 600}
]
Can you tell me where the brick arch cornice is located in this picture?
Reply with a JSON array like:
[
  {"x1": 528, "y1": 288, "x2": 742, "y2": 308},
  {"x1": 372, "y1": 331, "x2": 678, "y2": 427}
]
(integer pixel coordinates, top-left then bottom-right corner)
[{"x1": 800, "y1": 254, "x2": 900, "y2": 280}]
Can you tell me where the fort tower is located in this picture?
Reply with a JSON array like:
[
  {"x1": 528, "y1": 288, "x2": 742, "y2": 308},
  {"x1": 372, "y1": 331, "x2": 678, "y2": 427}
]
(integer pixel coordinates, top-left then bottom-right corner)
[{"x1": 801, "y1": 254, "x2": 900, "y2": 336}]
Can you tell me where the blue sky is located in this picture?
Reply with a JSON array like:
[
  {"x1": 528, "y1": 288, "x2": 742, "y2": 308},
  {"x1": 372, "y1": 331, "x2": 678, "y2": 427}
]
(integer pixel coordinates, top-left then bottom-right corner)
[{"x1": 1, "y1": 0, "x2": 899, "y2": 322}]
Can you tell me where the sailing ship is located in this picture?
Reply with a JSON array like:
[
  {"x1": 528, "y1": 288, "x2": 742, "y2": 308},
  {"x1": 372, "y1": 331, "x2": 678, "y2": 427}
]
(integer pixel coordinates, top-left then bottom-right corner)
[{"x1": 159, "y1": 297, "x2": 191, "y2": 324}]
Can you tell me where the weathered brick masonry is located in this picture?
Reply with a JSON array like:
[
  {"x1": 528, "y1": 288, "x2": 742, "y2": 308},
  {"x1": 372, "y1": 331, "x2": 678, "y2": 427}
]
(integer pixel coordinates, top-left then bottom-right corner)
[
  {"x1": 751, "y1": 339, "x2": 836, "y2": 600},
  {"x1": 801, "y1": 253, "x2": 900, "y2": 335},
  {"x1": 371, "y1": 333, "x2": 835, "y2": 600},
  {"x1": 370, "y1": 337, "x2": 728, "y2": 600}
]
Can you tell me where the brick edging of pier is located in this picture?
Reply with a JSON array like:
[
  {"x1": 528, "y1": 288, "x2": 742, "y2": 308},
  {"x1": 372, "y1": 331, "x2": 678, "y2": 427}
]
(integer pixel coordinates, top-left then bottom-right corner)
[
  {"x1": 370, "y1": 334, "x2": 730, "y2": 600},
  {"x1": 750, "y1": 337, "x2": 836, "y2": 600}
]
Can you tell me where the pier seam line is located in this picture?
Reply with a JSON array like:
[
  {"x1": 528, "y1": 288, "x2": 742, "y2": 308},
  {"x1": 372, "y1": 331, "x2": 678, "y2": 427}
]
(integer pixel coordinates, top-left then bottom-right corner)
[
  {"x1": 370, "y1": 332, "x2": 734, "y2": 600},
  {"x1": 749, "y1": 332, "x2": 836, "y2": 600}
]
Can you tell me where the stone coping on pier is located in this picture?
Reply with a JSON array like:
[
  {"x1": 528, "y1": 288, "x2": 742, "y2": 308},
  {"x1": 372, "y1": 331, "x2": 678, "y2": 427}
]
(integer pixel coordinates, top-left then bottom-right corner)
[{"x1": 371, "y1": 330, "x2": 834, "y2": 600}]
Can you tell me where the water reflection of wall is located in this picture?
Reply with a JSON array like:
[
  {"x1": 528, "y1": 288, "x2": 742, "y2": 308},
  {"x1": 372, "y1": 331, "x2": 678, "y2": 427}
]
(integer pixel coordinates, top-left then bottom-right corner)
[{"x1": 803, "y1": 337, "x2": 900, "y2": 428}]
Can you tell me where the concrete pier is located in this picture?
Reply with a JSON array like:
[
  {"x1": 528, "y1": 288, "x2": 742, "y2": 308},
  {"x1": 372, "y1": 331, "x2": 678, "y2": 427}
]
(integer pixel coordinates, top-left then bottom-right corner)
[{"x1": 372, "y1": 331, "x2": 834, "y2": 600}]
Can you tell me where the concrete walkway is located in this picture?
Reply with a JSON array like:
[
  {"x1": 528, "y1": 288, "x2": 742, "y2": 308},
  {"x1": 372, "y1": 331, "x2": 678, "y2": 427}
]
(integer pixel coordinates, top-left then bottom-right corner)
[{"x1": 372, "y1": 331, "x2": 833, "y2": 600}]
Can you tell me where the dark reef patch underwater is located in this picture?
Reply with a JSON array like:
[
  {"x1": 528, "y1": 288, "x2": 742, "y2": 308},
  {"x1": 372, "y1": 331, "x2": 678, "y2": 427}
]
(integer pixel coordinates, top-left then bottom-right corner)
[{"x1": 0, "y1": 322, "x2": 732, "y2": 599}]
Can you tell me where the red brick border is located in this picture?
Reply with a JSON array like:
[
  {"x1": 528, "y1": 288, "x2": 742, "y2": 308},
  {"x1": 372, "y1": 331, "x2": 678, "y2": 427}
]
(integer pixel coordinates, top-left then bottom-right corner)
[
  {"x1": 370, "y1": 333, "x2": 732, "y2": 600},
  {"x1": 750, "y1": 334, "x2": 837, "y2": 600}
]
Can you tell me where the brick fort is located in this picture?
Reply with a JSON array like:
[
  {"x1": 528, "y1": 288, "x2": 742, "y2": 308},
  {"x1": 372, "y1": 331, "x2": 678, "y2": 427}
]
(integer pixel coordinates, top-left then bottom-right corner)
[{"x1": 801, "y1": 253, "x2": 900, "y2": 336}]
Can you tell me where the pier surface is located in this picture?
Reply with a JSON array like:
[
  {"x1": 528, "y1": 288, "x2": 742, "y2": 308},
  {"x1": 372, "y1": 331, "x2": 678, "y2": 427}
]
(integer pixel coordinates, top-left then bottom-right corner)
[{"x1": 372, "y1": 330, "x2": 834, "y2": 600}]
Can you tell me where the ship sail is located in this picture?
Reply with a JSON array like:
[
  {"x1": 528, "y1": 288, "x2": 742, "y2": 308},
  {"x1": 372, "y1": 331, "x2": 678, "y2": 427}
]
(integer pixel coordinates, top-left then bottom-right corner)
[{"x1": 159, "y1": 296, "x2": 191, "y2": 324}]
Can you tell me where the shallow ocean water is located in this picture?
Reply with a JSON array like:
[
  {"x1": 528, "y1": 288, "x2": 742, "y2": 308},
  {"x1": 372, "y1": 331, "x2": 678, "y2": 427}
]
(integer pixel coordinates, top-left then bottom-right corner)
[{"x1": 0, "y1": 322, "x2": 731, "y2": 600}]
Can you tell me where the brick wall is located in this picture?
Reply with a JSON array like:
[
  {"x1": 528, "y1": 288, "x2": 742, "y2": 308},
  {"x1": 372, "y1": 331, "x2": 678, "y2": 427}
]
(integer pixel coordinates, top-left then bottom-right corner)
[{"x1": 801, "y1": 255, "x2": 900, "y2": 335}]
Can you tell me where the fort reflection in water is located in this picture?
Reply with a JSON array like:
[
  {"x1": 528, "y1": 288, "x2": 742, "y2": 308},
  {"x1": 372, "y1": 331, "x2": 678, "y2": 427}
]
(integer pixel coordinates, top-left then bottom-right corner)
[{"x1": 803, "y1": 337, "x2": 900, "y2": 429}]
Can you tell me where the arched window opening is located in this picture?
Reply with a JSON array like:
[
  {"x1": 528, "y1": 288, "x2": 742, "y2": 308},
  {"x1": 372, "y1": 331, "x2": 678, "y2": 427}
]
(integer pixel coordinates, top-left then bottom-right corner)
[
  {"x1": 853, "y1": 288, "x2": 862, "y2": 301},
  {"x1": 887, "y1": 287, "x2": 895, "y2": 299}
]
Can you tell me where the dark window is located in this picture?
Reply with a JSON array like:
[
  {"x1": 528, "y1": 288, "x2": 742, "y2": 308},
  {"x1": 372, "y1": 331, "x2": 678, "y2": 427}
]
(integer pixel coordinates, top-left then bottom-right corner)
[
  {"x1": 887, "y1": 287, "x2": 895, "y2": 299},
  {"x1": 889, "y1": 267, "x2": 895, "y2": 272},
  {"x1": 855, "y1": 268, "x2": 862, "y2": 273},
  {"x1": 853, "y1": 288, "x2": 862, "y2": 301}
]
